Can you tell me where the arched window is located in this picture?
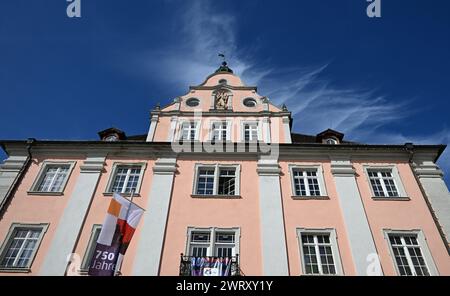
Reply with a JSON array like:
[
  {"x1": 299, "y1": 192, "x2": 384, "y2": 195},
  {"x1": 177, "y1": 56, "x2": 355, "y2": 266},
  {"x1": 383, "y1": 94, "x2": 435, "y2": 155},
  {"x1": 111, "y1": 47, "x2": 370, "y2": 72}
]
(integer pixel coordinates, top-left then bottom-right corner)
[{"x1": 325, "y1": 138, "x2": 338, "y2": 145}]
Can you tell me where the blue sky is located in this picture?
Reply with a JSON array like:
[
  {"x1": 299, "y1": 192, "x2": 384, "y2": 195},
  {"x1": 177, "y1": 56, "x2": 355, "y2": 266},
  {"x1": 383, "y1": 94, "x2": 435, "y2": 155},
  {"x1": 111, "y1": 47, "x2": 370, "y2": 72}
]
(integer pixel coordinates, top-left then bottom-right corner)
[{"x1": 1, "y1": 0, "x2": 449, "y2": 183}]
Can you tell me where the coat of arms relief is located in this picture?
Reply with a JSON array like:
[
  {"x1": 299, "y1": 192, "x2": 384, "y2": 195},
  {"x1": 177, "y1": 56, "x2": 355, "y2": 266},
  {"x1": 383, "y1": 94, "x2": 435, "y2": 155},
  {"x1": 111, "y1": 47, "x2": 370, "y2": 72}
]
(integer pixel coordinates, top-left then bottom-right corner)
[{"x1": 214, "y1": 89, "x2": 231, "y2": 110}]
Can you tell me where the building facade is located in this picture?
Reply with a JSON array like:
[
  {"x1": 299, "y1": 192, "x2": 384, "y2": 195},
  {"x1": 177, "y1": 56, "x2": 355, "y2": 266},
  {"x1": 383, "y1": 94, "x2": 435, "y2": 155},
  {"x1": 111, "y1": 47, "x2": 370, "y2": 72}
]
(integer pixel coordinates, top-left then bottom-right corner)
[{"x1": 0, "y1": 62, "x2": 450, "y2": 276}]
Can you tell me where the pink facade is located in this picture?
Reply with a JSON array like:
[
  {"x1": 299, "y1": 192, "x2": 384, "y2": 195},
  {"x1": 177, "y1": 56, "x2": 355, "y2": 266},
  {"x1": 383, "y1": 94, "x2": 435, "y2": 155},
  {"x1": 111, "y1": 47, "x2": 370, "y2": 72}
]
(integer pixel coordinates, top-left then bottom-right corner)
[{"x1": 0, "y1": 63, "x2": 449, "y2": 276}]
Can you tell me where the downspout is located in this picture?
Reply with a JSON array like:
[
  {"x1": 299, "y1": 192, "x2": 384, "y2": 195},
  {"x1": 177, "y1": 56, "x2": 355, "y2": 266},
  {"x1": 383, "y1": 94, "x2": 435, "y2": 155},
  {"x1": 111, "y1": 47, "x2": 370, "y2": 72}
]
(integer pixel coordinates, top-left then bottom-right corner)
[
  {"x1": 0, "y1": 138, "x2": 35, "y2": 218},
  {"x1": 405, "y1": 143, "x2": 450, "y2": 255}
]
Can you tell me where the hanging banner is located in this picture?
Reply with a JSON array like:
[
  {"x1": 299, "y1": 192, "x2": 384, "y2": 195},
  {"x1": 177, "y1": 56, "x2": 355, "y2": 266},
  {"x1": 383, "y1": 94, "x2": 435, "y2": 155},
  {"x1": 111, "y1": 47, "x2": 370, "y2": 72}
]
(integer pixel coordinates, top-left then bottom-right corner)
[
  {"x1": 190, "y1": 257, "x2": 232, "y2": 276},
  {"x1": 88, "y1": 192, "x2": 144, "y2": 276}
]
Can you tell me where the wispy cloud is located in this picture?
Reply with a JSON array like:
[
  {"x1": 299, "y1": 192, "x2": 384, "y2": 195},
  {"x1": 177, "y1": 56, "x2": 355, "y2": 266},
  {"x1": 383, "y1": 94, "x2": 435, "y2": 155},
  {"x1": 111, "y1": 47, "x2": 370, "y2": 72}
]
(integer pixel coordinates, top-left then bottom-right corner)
[{"x1": 129, "y1": 0, "x2": 450, "y2": 180}]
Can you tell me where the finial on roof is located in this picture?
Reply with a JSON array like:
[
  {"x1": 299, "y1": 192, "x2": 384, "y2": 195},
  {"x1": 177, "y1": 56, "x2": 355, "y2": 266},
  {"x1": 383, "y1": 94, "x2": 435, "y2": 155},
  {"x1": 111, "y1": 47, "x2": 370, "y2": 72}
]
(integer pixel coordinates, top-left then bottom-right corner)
[
  {"x1": 154, "y1": 102, "x2": 161, "y2": 111},
  {"x1": 281, "y1": 104, "x2": 288, "y2": 111},
  {"x1": 215, "y1": 53, "x2": 233, "y2": 73}
]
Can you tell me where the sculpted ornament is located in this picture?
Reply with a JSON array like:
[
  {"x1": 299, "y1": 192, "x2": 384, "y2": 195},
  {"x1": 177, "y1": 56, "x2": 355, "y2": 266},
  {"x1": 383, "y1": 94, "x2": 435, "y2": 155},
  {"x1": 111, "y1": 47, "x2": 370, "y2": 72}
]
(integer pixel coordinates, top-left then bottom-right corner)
[{"x1": 215, "y1": 89, "x2": 231, "y2": 110}]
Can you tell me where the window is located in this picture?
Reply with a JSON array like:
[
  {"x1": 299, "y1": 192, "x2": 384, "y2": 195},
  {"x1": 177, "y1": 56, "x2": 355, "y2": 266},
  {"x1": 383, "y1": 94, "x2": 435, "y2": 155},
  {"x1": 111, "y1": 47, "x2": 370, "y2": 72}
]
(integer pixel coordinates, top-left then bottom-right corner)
[
  {"x1": 180, "y1": 121, "x2": 198, "y2": 141},
  {"x1": 186, "y1": 98, "x2": 200, "y2": 107},
  {"x1": 211, "y1": 121, "x2": 229, "y2": 141},
  {"x1": 194, "y1": 164, "x2": 240, "y2": 196},
  {"x1": 30, "y1": 162, "x2": 75, "y2": 194},
  {"x1": 218, "y1": 79, "x2": 227, "y2": 85},
  {"x1": 243, "y1": 98, "x2": 257, "y2": 108},
  {"x1": 289, "y1": 165, "x2": 327, "y2": 197},
  {"x1": 106, "y1": 163, "x2": 146, "y2": 194},
  {"x1": 187, "y1": 228, "x2": 239, "y2": 258},
  {"x1": 81, "y1": 225, "x2": 102, "y2": 271},
  {"x1": 325, "y1": 138, "x2": 338, "y2": 145},
  {"x1": 368, "y1": 170, "x2": 399, "y2": 197},
  {"x1": 218, "y1": 169, "x2": 236, "y2": 195},
  {"x1": 297, "y1": 229, "x2": 343, "y2": 276},
  {"x1": 243, "y1": 123, "x2": 259, "y2": 142},
  {"x1": 387, "y1": 233, "x2": 432, "y2": 276},
  {"x1": 0, "y1": 224, "x2": 48, "y2": 270}
]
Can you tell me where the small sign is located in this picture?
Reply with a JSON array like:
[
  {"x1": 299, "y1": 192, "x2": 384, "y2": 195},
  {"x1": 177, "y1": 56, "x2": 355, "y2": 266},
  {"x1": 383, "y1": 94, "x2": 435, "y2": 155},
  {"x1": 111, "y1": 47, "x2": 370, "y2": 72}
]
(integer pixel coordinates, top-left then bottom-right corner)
[{"x1": 203, "y1": 267, "x2": 220, "y2": 276}]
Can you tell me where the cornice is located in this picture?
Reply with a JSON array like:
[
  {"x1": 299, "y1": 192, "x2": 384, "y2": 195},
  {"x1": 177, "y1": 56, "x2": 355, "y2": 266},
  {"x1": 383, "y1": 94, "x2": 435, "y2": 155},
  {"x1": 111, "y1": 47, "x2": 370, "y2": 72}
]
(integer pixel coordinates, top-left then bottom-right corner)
[{"x1": 0, "y1": 141, "x2": 445, "y2": 163}]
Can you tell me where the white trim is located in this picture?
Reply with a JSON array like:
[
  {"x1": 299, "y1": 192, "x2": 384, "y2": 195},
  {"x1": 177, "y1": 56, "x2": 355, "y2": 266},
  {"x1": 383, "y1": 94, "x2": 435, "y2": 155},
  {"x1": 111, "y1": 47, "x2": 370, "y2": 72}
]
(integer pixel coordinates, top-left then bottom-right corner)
[
  {"x1": 29, "y1": 161, "x2": 76, "y2": 194},
  {"x1": 363, "y1": 165, "x2": 407, "y2": 198},
  {"x1": 263, "y1": 117, "x2": 271, "y2": 143},
  {"x1": 193, "y1": 163, "x2": 241, "y2": 196},
  {"x1": 209, "y1": 120, "x2": 231, "y2": 142},
  {"x1": 240, "y1": 120, "x2": 261, "y2": 142},
  {"x1": 282, "y1": 116, "x2": 292, "y2": 144},
  {"x1": 176, "y1": 119, "x2": 201, "y2": 141},
  {"x1": 296, "y1": 228, "x2": 344, "y2": 276},
  {"x1": 288, "y1": 164, "x2": 328, "y2": 197},
  {"x1": 168, "y1": 116, "x2": 178, "y2": 142},
  {"x1": 383, "y1": 229, "x2": 439, "y2": 276},
  {"x1": 80, "y1": 224, "x2": 102, "y2": 271},
  {"x1": 0, "y1": 223, "x2": 49, "y2": 271},
  {"x1": 146, "y1": 115, "x2": 159, "y2": 142},
  {"x1": 185, "y1": 227, "x2": 241, "y2": 257},
  {"x1": 104, "y1": 162, "x2": 147, "y2": 194}
]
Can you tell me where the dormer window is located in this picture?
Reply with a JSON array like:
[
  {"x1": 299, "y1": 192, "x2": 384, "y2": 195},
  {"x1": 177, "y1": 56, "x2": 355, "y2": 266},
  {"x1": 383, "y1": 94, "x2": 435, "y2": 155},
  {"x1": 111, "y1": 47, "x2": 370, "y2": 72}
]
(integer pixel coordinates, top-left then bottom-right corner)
[
  {"x1": 218, "y1": 79, "x2": 227, "y2": 85},
  {"x1": 105, "y1": 135, "x2": 118, "y2": 142},
  {"x1": 98, "y1": 127, "x2": 126, "y2": 141},
  {"x1": 325, "y1": 138, "x2": 338, "y2": 145},
  {"x1": 316, "y1": 129, "x2": 344, "y2": 145}
]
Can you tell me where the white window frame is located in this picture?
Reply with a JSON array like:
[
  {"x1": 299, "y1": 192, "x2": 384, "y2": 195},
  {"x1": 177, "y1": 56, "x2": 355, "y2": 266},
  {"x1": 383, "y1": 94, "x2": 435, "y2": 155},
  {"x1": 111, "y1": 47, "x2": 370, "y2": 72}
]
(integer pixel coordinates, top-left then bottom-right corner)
[
  {"x1": 363, "y1": 165, "x2": 407, "y2": 198},
  {"x1": 383, "y1": 229, "x2": 438, "y2": 276},
  {"x1": 185, "y1": 227, "x2": 240, "y2": 258},
  {"x1": 296, "y1": 228, "x2": 343, "y2": 276},
  {"x1": 193, "y1": 164, "x2": 241, "y2": 196},
  {"x1": 288, "y1": 164, "x2": 328, "y2": 198},
  {"x1": 240, "y1": 120, "x2": 262, "y2": 142},
  {"x1": 177, "y1": 120, "x2": 201, "y2": 141},
  {"x1": 0, "y1": 223, "x2": 49, "y2": 271},
  {"x1": 105, "y1": 162, "x2": 147, "y2": 195},
  {"x1": 209, "y1": 120, "x2": 231, "y2": 141},
  {"x1": 80, "y1": 224, "x2": 102, "y2": 271},
  {"x1": 29, "y1": 161, "x2": 76, "y2": 195},
  {"x1": 325, "y1": 138, "x2": 338, "y2": 145}
]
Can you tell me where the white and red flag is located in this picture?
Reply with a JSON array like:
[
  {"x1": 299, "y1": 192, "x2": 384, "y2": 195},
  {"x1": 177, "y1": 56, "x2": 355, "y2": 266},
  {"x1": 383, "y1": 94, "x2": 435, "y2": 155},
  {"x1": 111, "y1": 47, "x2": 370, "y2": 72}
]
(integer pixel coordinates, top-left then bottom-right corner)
[{"x1": 88, "y1": 192, "x2": 144, "y2": 276}]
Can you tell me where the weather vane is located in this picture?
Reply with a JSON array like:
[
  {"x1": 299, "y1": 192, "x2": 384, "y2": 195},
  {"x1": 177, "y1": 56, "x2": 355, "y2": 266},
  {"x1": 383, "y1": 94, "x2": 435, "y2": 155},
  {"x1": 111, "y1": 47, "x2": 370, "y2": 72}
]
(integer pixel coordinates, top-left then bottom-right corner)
[{"x1": 218, "y1": 53, "x2": 226, "y2": 62}]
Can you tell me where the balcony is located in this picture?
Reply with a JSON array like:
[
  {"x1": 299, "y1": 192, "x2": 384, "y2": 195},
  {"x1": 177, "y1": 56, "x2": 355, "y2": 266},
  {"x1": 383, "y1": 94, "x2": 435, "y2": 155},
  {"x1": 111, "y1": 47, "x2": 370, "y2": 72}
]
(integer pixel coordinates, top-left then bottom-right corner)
[{"x1": 179, "y1": 254, "x2": 241, "y2": 276}]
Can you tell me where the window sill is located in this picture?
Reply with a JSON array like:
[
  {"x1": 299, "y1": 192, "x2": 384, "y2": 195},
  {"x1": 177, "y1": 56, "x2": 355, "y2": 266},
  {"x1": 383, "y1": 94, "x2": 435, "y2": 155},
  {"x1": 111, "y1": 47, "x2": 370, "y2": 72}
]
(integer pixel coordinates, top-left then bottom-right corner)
[
  {"x1": 0, "y1": 267, "x2": 31, "y2": 273},
  {"x1": 27, "y1": 191, "x2": 64, "y2": 196},
  {"x1": 191, "y1": 194, "x2": 242, "y2": 199},
  {"x1": 103, "y1": 192, "x2": 141, "y2": 197},
  {"x1": 291, "y1": 196, "x2": 330, "y2": 200},
  {"x1": 371, "y1": 196, "x2": 410, "y2": 201}
]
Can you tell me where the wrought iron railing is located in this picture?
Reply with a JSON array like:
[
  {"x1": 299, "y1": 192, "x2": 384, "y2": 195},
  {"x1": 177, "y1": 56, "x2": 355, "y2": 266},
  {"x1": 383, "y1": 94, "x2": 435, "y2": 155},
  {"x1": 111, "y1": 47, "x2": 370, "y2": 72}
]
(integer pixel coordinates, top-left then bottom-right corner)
[{"x1": 179, "y1": 254, "x2": 241, "y2": 276}]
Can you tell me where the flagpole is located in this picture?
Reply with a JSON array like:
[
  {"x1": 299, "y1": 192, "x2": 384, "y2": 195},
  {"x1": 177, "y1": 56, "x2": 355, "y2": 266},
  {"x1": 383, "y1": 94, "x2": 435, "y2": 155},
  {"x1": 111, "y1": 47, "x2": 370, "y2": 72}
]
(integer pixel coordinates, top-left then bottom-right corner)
[{"x1": 114, "y1": 189, "x2": 135, "y2": 276}]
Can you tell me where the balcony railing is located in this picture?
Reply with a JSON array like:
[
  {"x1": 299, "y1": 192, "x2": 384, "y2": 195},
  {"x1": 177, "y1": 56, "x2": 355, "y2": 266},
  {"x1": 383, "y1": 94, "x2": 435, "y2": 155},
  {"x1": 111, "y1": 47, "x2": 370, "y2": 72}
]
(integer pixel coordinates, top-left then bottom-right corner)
[{"x1": 179, "y1": 254, "x2": 241, "y2": 276}]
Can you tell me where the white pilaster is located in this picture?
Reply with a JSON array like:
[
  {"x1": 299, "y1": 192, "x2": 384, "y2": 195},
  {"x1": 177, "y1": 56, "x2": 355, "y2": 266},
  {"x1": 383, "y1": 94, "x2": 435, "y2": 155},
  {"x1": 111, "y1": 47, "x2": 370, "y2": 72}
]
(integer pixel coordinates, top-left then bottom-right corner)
[
  {"x1": 146, "y1": 115, "x2": 159, "y2": 142},
  {"x1": 132, "y1": 158, "x2": 177, "y2": 275},
  {"x1": 331, "y1": 158, "x2": 382, "y2": 275},
  {"x1": 39, "y1": 155, "x2": 105, "y2": 276},
  {"x1": 282, "y1": 116, "x2": 292, "y2": 144},
  {"x1": 168, "y1": 116, "x2": 178, "y2": 142},
  {"x1": 263, "y1": 117, "x2": 271, "y2": 144},
  {"x1": 257, "y1": 159, "x2": 289, "y2": 275},
  {"x1": 413, "y1": 160, "x2": 450, "y2": 244}
]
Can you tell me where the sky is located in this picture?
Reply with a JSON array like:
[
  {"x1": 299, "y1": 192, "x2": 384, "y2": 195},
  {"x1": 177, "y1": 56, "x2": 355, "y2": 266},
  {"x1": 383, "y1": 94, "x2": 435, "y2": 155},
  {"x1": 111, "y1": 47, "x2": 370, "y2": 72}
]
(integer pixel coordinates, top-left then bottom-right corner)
[{"x1": 0, "y1": 0, "x2": 449, "y2": 184}]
